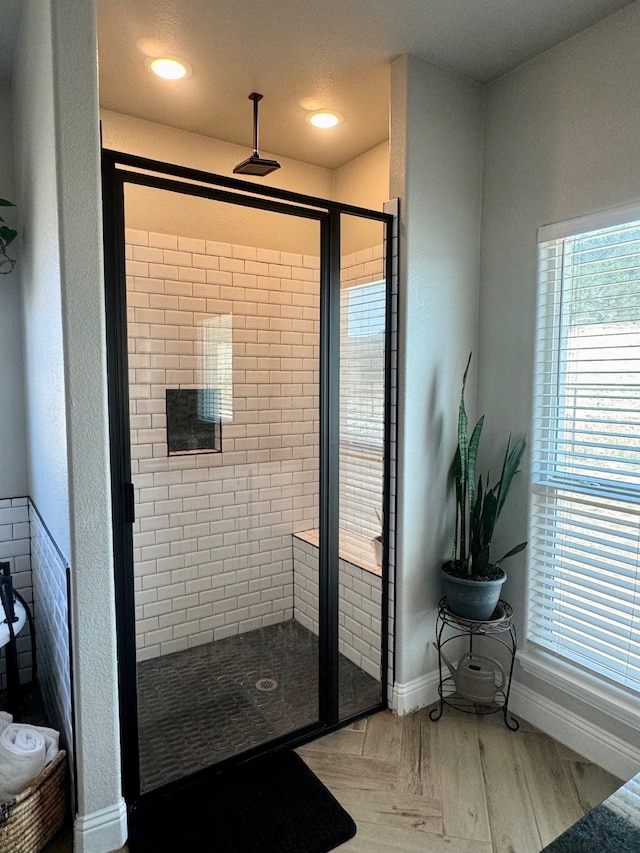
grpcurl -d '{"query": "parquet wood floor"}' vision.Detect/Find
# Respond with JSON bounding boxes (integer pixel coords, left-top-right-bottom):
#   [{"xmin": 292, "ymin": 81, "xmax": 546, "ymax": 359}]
[
  {"xmin": 47, "ymin": 704, "xmax": 621, "ymax": 852},
  {"xmin": 298, "ymin": 705, "xmax": 622, "ymax": 853}
]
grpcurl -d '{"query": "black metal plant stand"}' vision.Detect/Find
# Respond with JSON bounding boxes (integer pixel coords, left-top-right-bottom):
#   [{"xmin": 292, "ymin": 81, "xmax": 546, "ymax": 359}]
[{"xmin": 430, "ymin": 597, "xmax": 519, "ymax": 730}]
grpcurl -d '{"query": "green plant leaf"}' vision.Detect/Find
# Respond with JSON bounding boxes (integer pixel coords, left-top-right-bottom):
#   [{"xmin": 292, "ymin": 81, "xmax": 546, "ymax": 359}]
[
  {"xmin": 495, "ymin": 434, "xmax": 526, "ymax": 519},
  {"xmin": 456, "ymin": 353, "xmax": 473, "ymax": 561},
  {"xmin": 458, "ymin": 362, "xmax": 470, "ymax": 484},
  {"xmin": 453, "ymin": 445, "xmax": 462, "ymax": 561},
  {"xmin": 447, "ymin": 354, "xmax": 527, "ymax": 580},
  {"xmin": 482, "ymin": 487, "xmax": 498, "ymax": 530},
  {"xmin": 476, "ymin": 546, "xmax": 490, "ymax": 575},
  {"xmin": 480, "ymin": 488, "xmax": 498, "ymax": 556},
  {"xmin": 0, "ymin": 199, "xmax": 15, "ymax": 207},
  {"xmin": 453, "ymin": 444, "xmax": 462, "ymax": 487},
  {"xmin": 495, "ymin": 541, "xmax": 528, "ymax": 565},
  {"xmin": 467, "ymin": 415, "xmax": 484, "ymax": 508},
  {"xmin": 469, "ymin": 474, "xmax": 483, "ymax": 564},
  {"xmin": 0, "ymin": 226, "xmax": 17, "ymax": 246}
]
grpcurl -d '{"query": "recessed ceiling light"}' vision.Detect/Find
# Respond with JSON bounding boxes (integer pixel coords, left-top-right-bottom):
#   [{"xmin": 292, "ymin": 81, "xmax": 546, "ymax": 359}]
[
  {"xmin": 145, "ymin": 56, "xmax": 191, "ymax": 80},
  {"xmin": 306, "ymin": 111, "xmax": 343, "ymax": 129}
]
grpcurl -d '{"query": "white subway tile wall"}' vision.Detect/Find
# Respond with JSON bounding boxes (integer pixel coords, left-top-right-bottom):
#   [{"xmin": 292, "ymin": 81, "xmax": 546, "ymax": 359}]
[
  {"xmin": 126, "ymin": 229, "xmax": 321, "ymax": 659},
  {"xmin": 126, "ymin": 227, "xmax": 394, "ymax": 692},
  {"xmin": 29, "ymin": 503, "xmax": 72, "ymax": 757},
  {"xmin": 0, "ymin": 498, "xmax": 34, "ymax": 688}
]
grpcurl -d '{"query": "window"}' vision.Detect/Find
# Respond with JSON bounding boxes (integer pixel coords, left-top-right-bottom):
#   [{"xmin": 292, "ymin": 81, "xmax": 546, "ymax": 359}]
[
  {"xmin": 339, "ymin": 280, "xmax": 386, "ymax": 540},
  {"xmin": 200, "ymin": 314, "xmax": 233, "ymax": 423},
  {"xmin": 528, "ymin": 206, "xmax": 640, "ymax": 695}
]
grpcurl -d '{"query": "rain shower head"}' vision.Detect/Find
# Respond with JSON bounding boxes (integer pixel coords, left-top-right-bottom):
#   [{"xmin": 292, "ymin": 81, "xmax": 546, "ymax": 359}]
[
  {"xmin": 233, "ymin": 152, "xmax": 281, "ymax": 177},
  {"xmin": 233, "ymin": 93, "xmax": 281, "ymax": 177}
]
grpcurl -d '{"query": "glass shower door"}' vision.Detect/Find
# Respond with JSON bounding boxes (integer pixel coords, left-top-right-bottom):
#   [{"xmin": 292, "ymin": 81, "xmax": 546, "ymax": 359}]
[
  {"xmin": 337, "ymin": 214, "xmax": 387, "ymax": 720},
  {"xmin": 104, "ymin": 150, "xmax": 393, "ymax": 805},
  {"xmin": 122, "ymin": 183, "xmax": 323, "ymax": 792}
]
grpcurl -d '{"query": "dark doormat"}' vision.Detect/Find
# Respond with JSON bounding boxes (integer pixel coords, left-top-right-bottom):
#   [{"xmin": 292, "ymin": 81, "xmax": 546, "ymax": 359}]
[{"xmin": 128, "ymin": 749, "xmax": 357, "ymax": 853}]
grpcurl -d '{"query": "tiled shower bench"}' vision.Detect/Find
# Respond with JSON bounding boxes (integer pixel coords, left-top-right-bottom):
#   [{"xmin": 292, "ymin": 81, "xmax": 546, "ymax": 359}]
[{"xmin": 292, "ymin": 529, "xmax": 382, "ymax": 681}]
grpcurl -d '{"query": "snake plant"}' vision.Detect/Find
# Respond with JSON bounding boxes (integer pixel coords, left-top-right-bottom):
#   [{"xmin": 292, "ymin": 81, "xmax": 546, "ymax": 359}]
[
  {"xmin": 448, "ymin": 353, "xmax": 527, "ymax": 579},
  {"xmin": 0, "ymin": 199, "xmax": 17, "ymax": 274}
]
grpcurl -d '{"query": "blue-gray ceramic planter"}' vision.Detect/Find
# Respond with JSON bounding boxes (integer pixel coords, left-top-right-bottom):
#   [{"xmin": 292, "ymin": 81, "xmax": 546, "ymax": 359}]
[{"xmin": 441, "ymin": 566, "xmax": 506, "ymax": 621}]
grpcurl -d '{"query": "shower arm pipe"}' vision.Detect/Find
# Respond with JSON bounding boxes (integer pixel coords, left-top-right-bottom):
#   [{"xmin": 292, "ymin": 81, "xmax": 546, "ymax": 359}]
[{"xmin": 250, "ymin": 92, "xmax": 262, "ymax": 156}]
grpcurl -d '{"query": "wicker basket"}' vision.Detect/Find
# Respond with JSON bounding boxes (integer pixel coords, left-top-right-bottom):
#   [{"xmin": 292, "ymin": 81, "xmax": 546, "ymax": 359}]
[{"xmin": 0, "ymin": 750, "xmax": 68, "ymax": 853}]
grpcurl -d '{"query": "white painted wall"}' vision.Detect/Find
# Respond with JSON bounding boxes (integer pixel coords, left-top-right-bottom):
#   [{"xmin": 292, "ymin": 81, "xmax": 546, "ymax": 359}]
[
  {"xmin": 480, "ymin": 2, "xmax": 640, "ymax": 760},
  {"xmin": 0, "ymin": 82, "xmax": 27, "ymax": 498},
  {"xmin": 389, "ymin": 55, "xmax": 483, "ymax": 691},
  {"xmin": 11, "ymin": 7, "xmax": 69, "ymax": 553},
  {"xmin": 101, "ymin": 109, "xmax": 335, "ymax": 197},
  {"xmin": 334, "ymin": 141, "xmax": 390, "ymax": 211},
  {"xmin": 13, "ymin": 1, "xmax": 125, "ymax": 850},
  {"xmin": 101, "ymin": 111, "xmax": 390, "ymax": 259},
  {"xmin": 101, "ymin": 110, "xmax": 334, "ymax": 255},
  {"xmin": 334, "ymin": 141, "xmax": 390, "ymax": 256}
]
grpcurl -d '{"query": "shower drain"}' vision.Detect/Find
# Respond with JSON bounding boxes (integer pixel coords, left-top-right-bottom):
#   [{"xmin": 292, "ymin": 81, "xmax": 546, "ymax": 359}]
[{"xmin": 255, "ymin": 677, "xmax": 278, "ymax": 692}]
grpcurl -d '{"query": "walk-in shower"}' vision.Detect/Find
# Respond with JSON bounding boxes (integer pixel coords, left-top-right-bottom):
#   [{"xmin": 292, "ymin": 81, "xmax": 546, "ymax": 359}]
[{"xmin": 103, "ymin": 151, "xmax": 395, "ymax": 806}]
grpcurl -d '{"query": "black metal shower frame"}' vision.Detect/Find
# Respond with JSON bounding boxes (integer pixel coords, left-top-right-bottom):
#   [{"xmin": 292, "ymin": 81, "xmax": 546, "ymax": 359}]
[{"xmin": 101, "ymin": 149, "xmax": 394, "ymax": 809}]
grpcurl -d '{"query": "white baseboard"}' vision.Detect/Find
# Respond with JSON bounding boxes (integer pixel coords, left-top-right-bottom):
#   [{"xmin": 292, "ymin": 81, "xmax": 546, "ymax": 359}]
[
  {"xmin": 392, "ymin": 670, "xmax": 440, "ymax": 715},
  {"xmin": 74, "ymin": 797, "xmax": 128, "ymax": 853},
  {"xmin": 509, "ymin": 680, "xmax": 640, "ymax": 781}
]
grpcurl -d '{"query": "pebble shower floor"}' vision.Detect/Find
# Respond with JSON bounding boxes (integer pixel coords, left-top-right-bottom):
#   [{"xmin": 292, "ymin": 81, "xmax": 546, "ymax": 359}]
[{"xmin": 136, "ymin": 620, "xmax": 380, "ymax": 791}]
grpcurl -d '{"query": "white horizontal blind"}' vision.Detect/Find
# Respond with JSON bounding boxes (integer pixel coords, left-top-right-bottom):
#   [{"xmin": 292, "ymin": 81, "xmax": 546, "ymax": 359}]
[
  {"xmin": 200, "ymin": 314, "xmax": 233, "ymax": 422},
  {"xmin": 339, "ymin": 281, "xmax": 386, "ymax": 540},
  {"xmin": 529, "ymin": 216, "xmax": 640, "ymax": 694}
]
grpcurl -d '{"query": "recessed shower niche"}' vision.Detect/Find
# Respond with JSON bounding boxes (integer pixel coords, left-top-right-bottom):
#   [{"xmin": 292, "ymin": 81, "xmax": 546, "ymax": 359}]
[
  {"xmin": 103, "ymin": 151, "xmax": 394, "ymax": 805},
  {"xmin": 165, "ymin": 389, "xmax": 222, "ymax": 455}
]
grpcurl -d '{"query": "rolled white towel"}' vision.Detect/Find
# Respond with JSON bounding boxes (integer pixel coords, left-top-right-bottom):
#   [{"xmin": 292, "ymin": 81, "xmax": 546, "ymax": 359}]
[
  {"xmin": 0, "ymin": 720, "xmax": 58, "ymax": 764},
  {"xmin": 27, "ymin": 724, "xmax": 59, "ymax": 765},
  {"xmin": 0, "ymin": 725, "xmax": 46, "ymax": 795}
]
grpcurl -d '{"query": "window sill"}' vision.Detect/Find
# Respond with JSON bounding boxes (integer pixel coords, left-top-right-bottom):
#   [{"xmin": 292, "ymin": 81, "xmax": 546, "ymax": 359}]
[{"xmin": 517, "ymin": 646, "xmax": 640, "ymax": 731}]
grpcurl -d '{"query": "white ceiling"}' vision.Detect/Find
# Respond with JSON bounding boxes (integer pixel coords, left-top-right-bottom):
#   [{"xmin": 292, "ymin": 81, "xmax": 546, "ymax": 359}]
[{"xmin": 2, "ymin": 1, "xmax": 635, "ymax": 169}]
